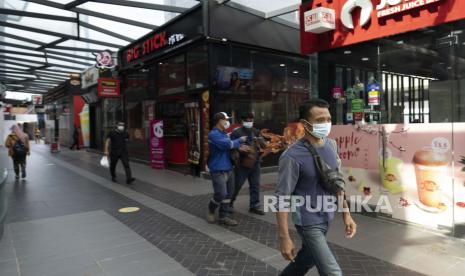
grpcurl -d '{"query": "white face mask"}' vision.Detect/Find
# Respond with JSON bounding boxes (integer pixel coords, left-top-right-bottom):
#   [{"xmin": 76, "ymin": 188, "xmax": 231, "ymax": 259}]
[
  {"xmin": 117, "ymin": 126, "xmax": 124, "ymax": 131},
  {"xmin": 243, "ymin": 122, "xmax": 253, "ymax": 129},
  {"xmin": 303, "ymin": 120, "xmax": 331, "ymax": 139},
  {"xmin": 223, "ymin": 120, "xmax": 231, "ymax": 130}
]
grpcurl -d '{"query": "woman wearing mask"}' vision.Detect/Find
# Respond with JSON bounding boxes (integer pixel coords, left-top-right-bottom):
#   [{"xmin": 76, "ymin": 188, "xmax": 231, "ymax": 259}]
[{"xmin": 5, "ymin": 124, "xmax": 30, "ymax": 179}]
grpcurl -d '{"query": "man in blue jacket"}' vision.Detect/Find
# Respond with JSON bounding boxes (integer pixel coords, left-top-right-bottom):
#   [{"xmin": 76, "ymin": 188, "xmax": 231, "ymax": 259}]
[{"xmin": 207, "ymin": 112, "xmax": 247, "ymax": 226}]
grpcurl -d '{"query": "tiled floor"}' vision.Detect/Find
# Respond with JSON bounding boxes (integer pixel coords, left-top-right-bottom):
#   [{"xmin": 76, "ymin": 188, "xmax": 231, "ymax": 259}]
[{"xmin": 0, "ymin": 144, "xmax": 464, "ymax": 275}]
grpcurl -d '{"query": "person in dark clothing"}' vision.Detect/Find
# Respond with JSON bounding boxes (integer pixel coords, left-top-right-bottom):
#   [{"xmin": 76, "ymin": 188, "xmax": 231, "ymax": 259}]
[
  {"xmin": 206, "ymin": 112, "xmax": 247, "ymax": 226},
  {"xmin": 104, "ymin": 122, "xmax": 135, "ymax": 185},
  {"xmin": 230, "ymin": 113, "xmax": 266, "ymax": 215},
  {"xmin": 69, "ymin": 126, "xmax": 81, "ymax": 150}
]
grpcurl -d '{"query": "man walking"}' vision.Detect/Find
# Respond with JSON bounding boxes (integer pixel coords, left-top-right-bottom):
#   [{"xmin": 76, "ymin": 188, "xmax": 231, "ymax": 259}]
[
  {"xmin": 276, "ymin": 99, "xmax": 357, "ymax": 276},
  {"xmin": 230, "ymin": 113, "xmax": 266, "ymax": 215},
  {"xmin": 104, "ymin": 122, "xmax": 135, "ymax": 185},
  {"xmin": 207, "ymin": 112, "xmax": 247, "ymax": 226},
  {"xmin": 69, "ymin": 126, "xmax": 81, "ymax": 150}
]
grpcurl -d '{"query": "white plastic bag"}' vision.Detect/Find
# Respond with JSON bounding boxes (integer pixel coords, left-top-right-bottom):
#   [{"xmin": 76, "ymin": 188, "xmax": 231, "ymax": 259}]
[{"xmin": 100, "ymin": 156, "xmax": 109, "ymax": 168}]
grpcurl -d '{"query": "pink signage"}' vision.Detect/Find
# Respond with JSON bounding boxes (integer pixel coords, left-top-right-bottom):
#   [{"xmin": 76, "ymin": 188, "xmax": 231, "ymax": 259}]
[
  {"xmin": 150, "ymin": 120, "xmax": 165, "ymax": 169},
  {"xmin": 329, "ymin": 123, "xmax": 465, "ymax": 229}
]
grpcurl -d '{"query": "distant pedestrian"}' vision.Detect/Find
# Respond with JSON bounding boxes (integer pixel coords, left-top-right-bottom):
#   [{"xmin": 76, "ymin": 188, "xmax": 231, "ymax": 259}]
[
  {"xmin": 69, "ymin": 126, "xmax": 81, "ymax": 150},
  {"xmin": 230, "ymin": 113, "xmax": 266, "ymax": 215},
  {"xmin": 34, "ymin": 128, "xmax": 41, "ymax": 144},
  {"xmin": 104, "ymin": 122, "xmax": 135, "ymax": 185},
  {"xmin": 5, "ymin": 124, "xmax": 30, "ymax": 180},
  {"xmin": 206, "ymin": 112, "xmax": 247, "ymax": 226}
]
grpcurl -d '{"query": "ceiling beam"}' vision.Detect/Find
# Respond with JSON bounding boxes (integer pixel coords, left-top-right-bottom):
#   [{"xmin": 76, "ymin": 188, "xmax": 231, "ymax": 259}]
[
  {"xmin": 0, "ymin": 21, "xmax": 73, "ymax": 39},
  {"xmin": 0, "ymin": 49, "xmax": 45, "ymax": 58},
  {"xmin": 0, "ymin": 56, "xmax": 43, "ymax": 66},
  {"xmin": 32, "ymin": 68, "xmax": 78, "ymax": 75},
  {"xmin": 45, "ymin": 50, "xmax": 94, "ymax": 61},
  {"xmin": 22, "ymin": 0, "xmax": 65, "ymax": 9},
  {"xmin": 79, "ymin": 21, "xmax": 133, "ymax": 42},
  {"xmin": 0, "ymin": 60, "xmax": 34, "ymax": 69},
  {"xmin": 72, "ymin": 7, "xmax": 157, "ymax": 29},
  {"xmin": 33, "ymin": 70, "xmax": 70, "ymax": 77},
  {"xmin": 0, "ymin": 31, "xmax": 46, "ymax": 46},
  {"xmin": 0, "ymin": 41, "xmax": 39, "ymax": 52},
  {"xmin": 45, "ymin": 54, "xmax": 93, "ymax": 67},
  {"xmin": 36, "ymin": 38, "xmax": 68, "ymax": 51},
  {"xmin": 49, "ymin": 46, "xmax": 107, "ymax": 53},
  {"xmin": 0, "ymin": 8, "xmax": 77, "ymax": 22},
  {"xmin": 92, "ymin": 0, "xmax": 188, "ymax": 13},
  {"xmin": 64, "ymin": 0, "xmax": 90, "ymax": 9},
  {"xmin": 78, "ymin": 38, "xmax": 123, "ymax": 49}
]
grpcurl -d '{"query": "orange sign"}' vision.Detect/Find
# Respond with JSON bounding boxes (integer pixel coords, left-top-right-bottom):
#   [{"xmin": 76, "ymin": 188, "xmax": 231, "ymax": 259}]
[{"xmin": 300, "ymin": 0, "xmax": 462, "ymax": 54}]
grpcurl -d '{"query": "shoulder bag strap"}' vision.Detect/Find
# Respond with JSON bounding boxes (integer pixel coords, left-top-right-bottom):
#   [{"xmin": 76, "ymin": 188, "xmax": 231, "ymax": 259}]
[{"xmin": 299, "ymin": 138, "xmax": 326, "ymax": 176}]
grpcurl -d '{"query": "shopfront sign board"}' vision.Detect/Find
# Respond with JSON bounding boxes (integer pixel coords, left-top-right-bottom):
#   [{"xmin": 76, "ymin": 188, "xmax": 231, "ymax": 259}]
[
  {"xmin": 81, "ymin": 67, "xmax": 99, "ymax": 89},
  {"xmin": 300, "ymin": 0, "xmax": 461, "ymax": 54},
  {"xmin": 98, "ymin": 78, "xmax": 120, "ymax": 98},
  {"xmin": 150, "ymin": 120, "xmax": 165, "ymax": 169},
  {"xmin": 304, "ymin": 7, "xmax": 336, "ymax": 34}
]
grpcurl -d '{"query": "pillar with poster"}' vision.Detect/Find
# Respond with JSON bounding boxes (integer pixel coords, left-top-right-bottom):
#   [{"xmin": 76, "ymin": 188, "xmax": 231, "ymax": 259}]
[{"xmin": 185, "ymin": 102, "xmax": 201, "ymax": 176}]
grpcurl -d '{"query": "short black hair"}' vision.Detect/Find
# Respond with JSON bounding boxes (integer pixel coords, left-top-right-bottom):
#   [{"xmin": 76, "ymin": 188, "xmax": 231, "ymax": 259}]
[
  {"xmin": 240, "ymin": 113, "xmax": 254, "ymax": 122},
  {"xmin": 299, "ymin": 99, "xmax": 330, "ymax": 120},
  {"xmin": 213, "ymin": 112, "xmax": 227, "ymax": 125}
]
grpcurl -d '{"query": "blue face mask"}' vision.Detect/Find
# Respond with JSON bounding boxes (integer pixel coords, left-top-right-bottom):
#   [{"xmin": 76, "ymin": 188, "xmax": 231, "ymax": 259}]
[{"xmin": 302, "ymin": 120, "xmax": 331, "ymax": 139}]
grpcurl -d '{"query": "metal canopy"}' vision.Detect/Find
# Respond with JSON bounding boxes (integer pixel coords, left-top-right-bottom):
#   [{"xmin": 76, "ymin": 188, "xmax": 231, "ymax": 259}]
[
  {"xmin": 0, "ymin": 0, "xmax": 200, "ymax": 95},
  {"xmin": 219, "ymin": 0, "xmax": 300, "ymax": 29}
]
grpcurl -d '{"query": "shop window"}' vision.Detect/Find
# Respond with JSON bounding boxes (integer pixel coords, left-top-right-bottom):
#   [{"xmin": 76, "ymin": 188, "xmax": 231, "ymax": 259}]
[
  {"xmin": 187, "ymin": 45, "xmax": 208, "ymax": 90},
  {"xmin": 211, "ymin": 45, "xmax": 311, "ymax": 167},
  {"xmin": 158, "ymin": 54, "xmax": 186, "ymax": 95}
]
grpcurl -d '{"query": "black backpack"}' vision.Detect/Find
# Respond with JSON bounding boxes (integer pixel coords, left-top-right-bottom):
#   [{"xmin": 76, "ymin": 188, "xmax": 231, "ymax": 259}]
[{"xmin": 13, "ymin": 138, "xmax": 27, "ymax": 158}]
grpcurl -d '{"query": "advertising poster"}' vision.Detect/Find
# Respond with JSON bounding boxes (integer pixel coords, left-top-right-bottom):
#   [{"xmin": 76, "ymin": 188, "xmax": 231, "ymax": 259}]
[
  {"xmin": 79, "ymin": 104, "xmax": 90, "ymax": 147},
  {"xmin": 332, "ymin": 87, "xmax": 343, "ymax": 99},
  {"xmin": 328, "ymin": 123, "xmax": 465, "ymax": 229},
  {"xmin": 215, "ymin": 66, "xmax": 254, "ymax": 92},
  {"xmin": 150, "ymin": 120, "xmax": 165, "ymax": 169},
  {"xmin": 367, "ymin": 82, "xmax": 380, "ymax": 106},
  {"xmin": 98, "ymin": 78, "xmax": 120, "ymax": 97},
  {"xmin": 351, "ymin": 99, "xmax": 364, "ymax": 113}
]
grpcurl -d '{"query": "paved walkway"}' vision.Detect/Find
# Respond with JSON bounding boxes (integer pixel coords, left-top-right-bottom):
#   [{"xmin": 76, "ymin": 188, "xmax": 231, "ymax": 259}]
[{"xmin": 0, "ymin": 144, "xmax": 464, "ymax": 275}]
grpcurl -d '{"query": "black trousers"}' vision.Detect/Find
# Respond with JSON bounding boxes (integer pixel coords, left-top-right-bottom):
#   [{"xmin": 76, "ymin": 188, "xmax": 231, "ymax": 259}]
[
  {"xmin": 70, "ymin": 139, "xmax": 80, "ymax": 150},
  {"xmin": 109, "ymin": 150, "xmax": 132, "ymax": 180},
  {"xmin": 12, "ymin": 155, "xmax": 26, "ymax": 176}
]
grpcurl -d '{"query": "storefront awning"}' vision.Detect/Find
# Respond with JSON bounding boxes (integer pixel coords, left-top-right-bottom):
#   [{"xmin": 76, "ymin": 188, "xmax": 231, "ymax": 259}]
[
  {"xmin": 218, "ymin": 0, "xmax": 300, "ymax": 29},
  {"xmin": 0, "ymin": 0, "xmax": 200, "ymax": 95}
]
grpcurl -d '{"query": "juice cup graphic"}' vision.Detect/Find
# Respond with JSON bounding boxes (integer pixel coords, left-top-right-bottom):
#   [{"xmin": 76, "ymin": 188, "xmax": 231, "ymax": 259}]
[
  {"xmin": 79, "ymin": 104, "xmax": 90, "ymax": 147},
  {"xmin": 413, "ymin": 148, "xmax": 449, "ymax": 209},
  {"xmin": 379, "ymin": 157, "xmax": 405, "ymax": 194}
]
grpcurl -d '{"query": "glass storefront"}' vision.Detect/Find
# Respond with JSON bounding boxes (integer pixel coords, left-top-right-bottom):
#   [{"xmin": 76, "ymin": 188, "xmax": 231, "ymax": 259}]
[
  {"xmin": 318, "ymin": 20, "xmax": 465, "ymax": 236},
  {"xmin": 211, "ymin": 44, "xmax": 311, "ymax": 166},
  {"xmin": 124, "ymin": 69, "xmax": 155, "ymax": 161}
]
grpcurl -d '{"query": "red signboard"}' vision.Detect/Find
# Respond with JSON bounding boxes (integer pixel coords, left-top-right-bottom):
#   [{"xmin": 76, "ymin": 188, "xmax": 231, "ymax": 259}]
[
  {"xmin": 300, "ymin": 0, "xmax": 464, "ymax": 54},
  {"xmin": 150, "ymin": 120, "xmax": 165, "ymax": 169},
  {"xmin": 98, "ymin": 78, "xmax": 120, "ymax": 98}
]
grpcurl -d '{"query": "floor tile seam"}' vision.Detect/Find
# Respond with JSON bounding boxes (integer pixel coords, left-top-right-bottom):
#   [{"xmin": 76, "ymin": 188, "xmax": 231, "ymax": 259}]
[
  {"xmin": 10, "ymin": 227, "xmax": 21, "ymax": 276},
  {"xmin": 39, "ymin": 149, "xmax": 285, "ymax": 272}
]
